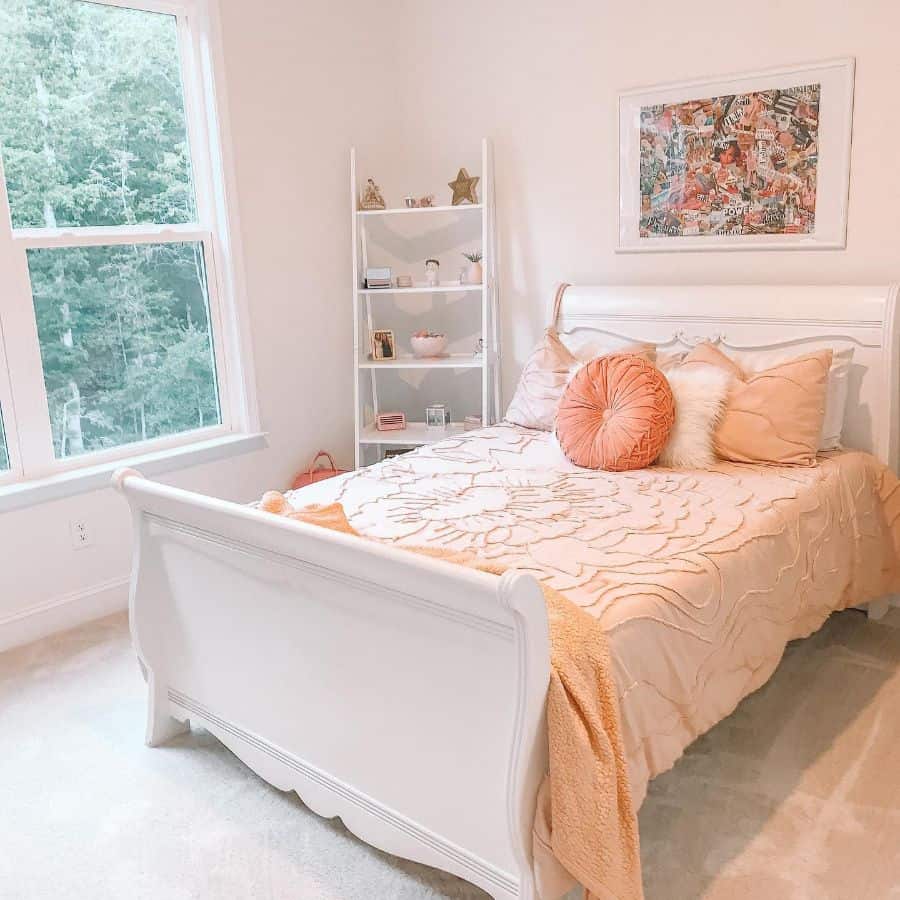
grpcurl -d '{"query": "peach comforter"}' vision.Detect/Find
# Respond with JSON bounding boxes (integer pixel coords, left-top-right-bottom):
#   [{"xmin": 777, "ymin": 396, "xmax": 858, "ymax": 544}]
[{"xmin": 287, "ymin": 424, "xmax": 900, "ymax": 897}]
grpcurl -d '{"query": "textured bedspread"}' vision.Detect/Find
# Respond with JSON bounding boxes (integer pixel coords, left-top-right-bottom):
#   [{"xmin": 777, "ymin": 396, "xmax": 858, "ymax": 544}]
[{"xmin": 289, "ymin": 424, "xmax": 900, "ymax": 893}]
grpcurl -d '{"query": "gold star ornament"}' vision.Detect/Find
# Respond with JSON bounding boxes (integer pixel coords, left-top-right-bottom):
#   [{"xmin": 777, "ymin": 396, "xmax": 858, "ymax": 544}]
[{"xmin": 448, "ymin": 168, "xmax": 480, "ymax": 206}]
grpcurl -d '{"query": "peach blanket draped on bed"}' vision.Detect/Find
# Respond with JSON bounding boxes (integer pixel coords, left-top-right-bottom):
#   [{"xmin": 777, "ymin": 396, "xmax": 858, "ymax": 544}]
[{"xmin": 258, "ymin": 493, "xmax": 644, "ymax": 900}]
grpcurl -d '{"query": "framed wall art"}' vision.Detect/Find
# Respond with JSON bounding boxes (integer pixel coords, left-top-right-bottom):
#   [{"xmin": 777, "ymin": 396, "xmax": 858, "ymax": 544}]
[{"xmin": 617, "ymin": 58, "xmax": 855, "ymax": 253}]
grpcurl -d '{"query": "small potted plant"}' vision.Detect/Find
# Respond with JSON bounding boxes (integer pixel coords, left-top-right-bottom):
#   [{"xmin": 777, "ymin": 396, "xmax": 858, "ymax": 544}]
[{"xmin": 462, "ymin": 251, "xmax": 483, "ymax": 285}]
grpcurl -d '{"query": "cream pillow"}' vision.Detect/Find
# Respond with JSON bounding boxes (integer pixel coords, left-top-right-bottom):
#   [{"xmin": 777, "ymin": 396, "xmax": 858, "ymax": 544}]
[
  {"xmin": 504, "ymin": 328, "xmax": 578, "ymax": 431},
  {"xmin": 656, "ymin": 365, "xmax": 732, "ymax": 469},
  {"xmin": 681, "ymin": 343, "xmax": 832, "ymax": 467},
  {"xmin": 505, "ymin": 330, "xmax": 656, "ymax": 431}
]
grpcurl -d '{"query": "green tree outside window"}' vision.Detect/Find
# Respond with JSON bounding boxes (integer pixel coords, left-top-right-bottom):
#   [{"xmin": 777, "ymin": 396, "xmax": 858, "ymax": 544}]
[{"xmin": 0, "ymin": 0, "xmax": 221, "ymax": 459}]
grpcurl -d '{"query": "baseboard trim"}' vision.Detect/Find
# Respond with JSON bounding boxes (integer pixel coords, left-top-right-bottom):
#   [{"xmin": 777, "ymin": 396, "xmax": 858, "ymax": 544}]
[{"xmin": 0, "ymin": 575, "xmax": 130, "ymax": 653}]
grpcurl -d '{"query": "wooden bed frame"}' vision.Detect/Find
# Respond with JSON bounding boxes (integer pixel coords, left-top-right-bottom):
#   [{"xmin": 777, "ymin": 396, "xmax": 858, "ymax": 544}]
[{"xmin": 115, "ymin": 284, "xmax": 899, "ymax": 899}]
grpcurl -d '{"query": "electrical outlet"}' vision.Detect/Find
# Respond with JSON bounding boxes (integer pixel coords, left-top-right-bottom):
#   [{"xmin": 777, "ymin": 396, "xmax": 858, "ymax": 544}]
[{"xmin": 70, "ymin": 519, "xmax": 92, "ymax": 550}]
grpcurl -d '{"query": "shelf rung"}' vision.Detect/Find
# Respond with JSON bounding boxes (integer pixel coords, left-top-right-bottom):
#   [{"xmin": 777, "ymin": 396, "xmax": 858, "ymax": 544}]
[
  {"xmin": 357, "ymin": 204, "xmax": 483, "ymax": 217},
  {"xmin": 358, "ymin": 283, "xmax": 483, "ymax": 296},
  {"xmin": 359, "ymin": 355, "xmax": 484, "ymax": 370},
  {"xmin": 359, "ymin": 422, "xmax": 469, "ymax": 445}
]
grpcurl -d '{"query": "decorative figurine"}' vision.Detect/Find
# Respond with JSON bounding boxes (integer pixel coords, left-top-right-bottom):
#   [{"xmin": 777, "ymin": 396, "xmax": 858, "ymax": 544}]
[
  {"xmin": 418, "ymin": 194, "xmax": 435, "ymax": 207},
  {"xmin": 360, "ymin": 177, "xmax": 386, "ymax": 210},
  {"xmin": 424, "ymin": 258, "xmax": 440, "ymax": 287},
  {"xmin": 448, "ymin": 168, "xmax": 479, "ymax": 205}
]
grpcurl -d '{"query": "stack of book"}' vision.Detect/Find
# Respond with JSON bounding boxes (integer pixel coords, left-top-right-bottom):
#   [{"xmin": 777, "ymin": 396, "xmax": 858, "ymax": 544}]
[{"xmin": 365, "ymin": 267, "xmax": 392, "ymax": 289}]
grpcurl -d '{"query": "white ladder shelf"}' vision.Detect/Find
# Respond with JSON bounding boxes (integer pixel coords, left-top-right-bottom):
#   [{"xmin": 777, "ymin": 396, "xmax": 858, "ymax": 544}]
[{"xmin": 349, "ymin": 138, "xmax": 499, "ymax": 468}]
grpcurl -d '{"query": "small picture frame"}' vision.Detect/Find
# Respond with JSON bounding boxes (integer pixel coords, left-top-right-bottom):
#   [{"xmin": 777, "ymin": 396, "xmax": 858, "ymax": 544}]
[
  {"xmin": 425, "ymin": 404, "xmax": 450, "ymax": 430},
  {"xmin": 371, "ymin": 329, "xmax": 396, "ymax": 360}
]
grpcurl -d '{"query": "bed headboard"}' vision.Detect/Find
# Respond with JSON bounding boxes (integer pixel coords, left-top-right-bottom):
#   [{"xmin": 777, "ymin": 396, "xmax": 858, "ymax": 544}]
[{"xmin": 555, "ymin": 284, "xmax": 900, "ymax": 470}]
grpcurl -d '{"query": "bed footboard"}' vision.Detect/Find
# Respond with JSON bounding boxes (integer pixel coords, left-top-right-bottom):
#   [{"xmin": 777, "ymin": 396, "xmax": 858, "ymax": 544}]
[{"xmin": 114, "ymin": 468, "xmax": 551, "ymax": 900}]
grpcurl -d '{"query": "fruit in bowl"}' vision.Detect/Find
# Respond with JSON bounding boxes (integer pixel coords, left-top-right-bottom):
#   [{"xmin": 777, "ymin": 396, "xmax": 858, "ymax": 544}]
[{"xmin": 410, "ymin": 330, "xmax": 448, "ymax": 358}]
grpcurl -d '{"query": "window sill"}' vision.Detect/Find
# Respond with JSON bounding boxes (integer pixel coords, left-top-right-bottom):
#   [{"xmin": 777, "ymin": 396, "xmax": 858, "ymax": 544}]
[{"xmin": 0, "ymin": 432, "xmax": 268, "ymax": 514}]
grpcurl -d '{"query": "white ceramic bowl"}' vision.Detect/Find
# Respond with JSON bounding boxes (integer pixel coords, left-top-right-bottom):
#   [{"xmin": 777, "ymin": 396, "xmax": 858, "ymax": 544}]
[{"xmin": 410, "ymin": 334, "xmax": 448, "ymax": 358}]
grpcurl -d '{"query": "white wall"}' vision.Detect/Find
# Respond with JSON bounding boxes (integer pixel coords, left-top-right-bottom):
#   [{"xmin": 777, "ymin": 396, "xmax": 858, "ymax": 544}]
[
  {"xmin": 0, "ymin": 0, "xmax": 398, "ymax": 649},
  {"xmin": 393, "ymin": 0, "xmax": 900, "ymax": 400}
]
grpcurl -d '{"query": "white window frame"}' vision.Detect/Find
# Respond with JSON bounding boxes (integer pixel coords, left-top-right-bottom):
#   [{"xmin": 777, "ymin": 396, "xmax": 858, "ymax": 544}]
[{"xmin": 0, "ymin": 0, "xmax": 261, "ymax": 503}]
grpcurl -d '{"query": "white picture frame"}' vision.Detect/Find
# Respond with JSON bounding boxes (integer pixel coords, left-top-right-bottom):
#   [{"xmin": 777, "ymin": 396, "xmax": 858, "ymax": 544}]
[
  {"xmin": 617, "ymin": 58, "xmax": 855, "ymax": 253},
  {"xmin": 425, "ymin": 404, "xmax": 449, "ymax": 430}
]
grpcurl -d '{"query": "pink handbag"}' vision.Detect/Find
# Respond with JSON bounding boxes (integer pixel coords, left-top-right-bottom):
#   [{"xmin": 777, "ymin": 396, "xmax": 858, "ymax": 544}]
[{"xmin": 290, "ymin": 450, "xmax": 347, "ymax": 491}]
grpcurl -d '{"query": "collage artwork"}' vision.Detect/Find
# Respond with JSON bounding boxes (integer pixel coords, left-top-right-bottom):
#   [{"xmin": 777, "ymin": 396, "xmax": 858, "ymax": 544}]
[{"xmin": 639, "ymin": 83, "xmax": 821, "ymax": 239}]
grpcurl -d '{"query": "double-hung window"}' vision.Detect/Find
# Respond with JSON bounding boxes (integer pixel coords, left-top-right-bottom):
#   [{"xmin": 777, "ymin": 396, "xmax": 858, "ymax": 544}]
[{"xmin": 0, "ymin": 0, "xmax": 257, "ymax": 500}]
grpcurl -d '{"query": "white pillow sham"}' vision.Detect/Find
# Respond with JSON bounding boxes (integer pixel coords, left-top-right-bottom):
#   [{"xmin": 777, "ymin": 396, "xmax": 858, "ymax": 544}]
[{"xmin": 818, "ymin": 348, "xmax": 853, "ymax": 451}]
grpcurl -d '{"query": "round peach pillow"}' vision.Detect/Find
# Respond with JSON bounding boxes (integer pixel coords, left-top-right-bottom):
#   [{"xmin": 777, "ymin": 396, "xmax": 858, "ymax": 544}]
[{"xmin": 556, "ymin": 354, "xmax": 675, "ymax": 471}]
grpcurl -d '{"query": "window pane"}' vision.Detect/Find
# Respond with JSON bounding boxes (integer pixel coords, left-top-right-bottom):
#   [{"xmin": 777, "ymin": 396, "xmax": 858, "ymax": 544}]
[
  {"xmin": 27, "ymin": 242, "xmax": 221, "ymax": 459},
  {"xmin": 0, "ymin": 0, "xmax": 196, "ymax": 229},
  {"xmin": 0, "ymin": 409, "xmax": 9, "ymax": 471}
]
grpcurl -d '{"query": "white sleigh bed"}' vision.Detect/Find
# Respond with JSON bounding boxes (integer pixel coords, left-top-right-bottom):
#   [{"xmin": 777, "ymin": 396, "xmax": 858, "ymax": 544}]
[{"xmin": 115, "ymin": 284, "xmax": 900, "ymax": 899}]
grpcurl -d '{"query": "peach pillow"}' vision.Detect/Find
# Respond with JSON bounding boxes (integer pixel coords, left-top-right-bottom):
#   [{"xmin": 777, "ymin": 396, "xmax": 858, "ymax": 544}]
[
  {"xmin": 556, "ymin": 354, "xmax": 675, "ymax": 471},
  {"xmin": 681, "ymin": 343, "xmax": 832, "ymax": 466},
  {"xmin": 505, "ymin": 329, "xmax": 657, "ymax": 431}
]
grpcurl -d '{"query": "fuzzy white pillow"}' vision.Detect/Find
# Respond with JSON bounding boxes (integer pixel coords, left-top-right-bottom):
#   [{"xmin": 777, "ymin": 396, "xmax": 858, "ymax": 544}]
[{"xmin": 657, "ymin": 365, "xmax": 732, "ymax": 469}]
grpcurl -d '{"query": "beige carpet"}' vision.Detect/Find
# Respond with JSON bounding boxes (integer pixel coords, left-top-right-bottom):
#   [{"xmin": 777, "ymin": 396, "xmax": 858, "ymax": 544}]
[{"xmin": 1, "ymin": 608, "xmax": 899, "ymax": 899}]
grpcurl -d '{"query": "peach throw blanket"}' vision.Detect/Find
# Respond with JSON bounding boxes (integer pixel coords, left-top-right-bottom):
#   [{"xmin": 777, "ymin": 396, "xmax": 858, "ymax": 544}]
[{"xmin": 259, "ymin": 492, "xmax": 643, "ymax": 900}]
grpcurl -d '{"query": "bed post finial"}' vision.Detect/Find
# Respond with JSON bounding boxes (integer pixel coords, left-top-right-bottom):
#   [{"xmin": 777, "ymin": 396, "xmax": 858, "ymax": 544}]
[
  {"xmin": 112, "ymin": 467, "xmax": 144, "ymax": 492},
  {"xmin": 551, "ymin": 283, "xmax": 572, "ymax": 326}
]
